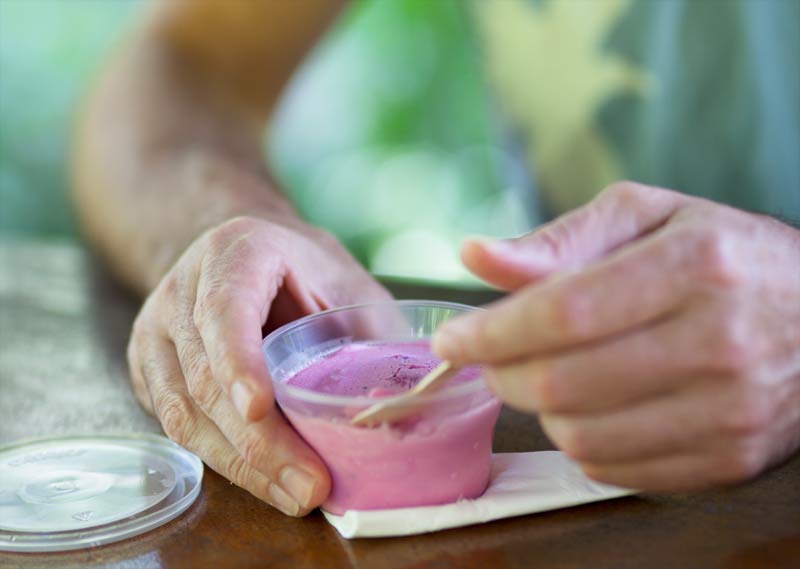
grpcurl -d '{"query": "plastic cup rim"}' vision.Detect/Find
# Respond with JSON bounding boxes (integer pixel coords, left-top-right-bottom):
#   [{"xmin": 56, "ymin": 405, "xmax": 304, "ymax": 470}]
[{"xmin": 262, "ymin": 299, "xmax": 489, "ymax": 407}]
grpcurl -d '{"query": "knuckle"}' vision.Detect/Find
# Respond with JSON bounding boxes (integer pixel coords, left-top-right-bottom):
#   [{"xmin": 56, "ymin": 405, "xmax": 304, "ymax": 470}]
[
  {"xmin": 532, "ymin": 219, "xmax": 573, "ymax": 260},
  {"xmin": 159, "ymin": 271, "xmax": 181, "ymax": 299},
  {"xmin": 193, "ymin": 287, "xmax": 229, "ymax": 330},
  {"xmin": 719, "ymin": 389, "xmax": 771, "ymax": 437},
  {"xmin": 158, "ymin": 393, "xmax": 196, "ymax": 447},
  {"xmin": 210, "ymin": 216, "xmax": 259, "ymax": 244},
  {"xmin": 557, "ymin": 423, "xmax": 594, "ymax": 462},
  {"xmin": 532, "ymin": 363, "xmax": 567, "ymax": 412},
  {"xmin": 168, "ymin": 313, "xmax": 196, "ymax": 345},
  {"xmin": 130, "ymin": 310, "xmax": 150, "ymax": 341},
  {"xmin": 194, "ymin": 218, "xmax": 275, "ymax": 332},
  {"xmin": 241, "ymin": 435, "xmax": 271, "ymax": 470},
  {"xmin": 706, "ymin": 316, "xmax": 757, "ymax": 374},
  {"xmin": 550, "ymin": 289, "xmax": 592, "ymax": 339},
  {"xmin": 691, "ymin": 228, "xmax": 742, "ymax": 289},
  {"xmin": 602, "ymin": 180, "xmax": 647, "ymax": 206},
  {"xmin": 176, "ymin": 342, "xmax": 213, "ymax": 392},
  {"xmin": 465, "ymin": 312, "xmax": 496, "ymax": 355},
  {"xmin": 186, "ymin": 372, "xmax": 221, "ymax": 412},
  {"xmin": 201, "ymin": 217, "xmax": 263, "ymax": 269},
  {"xmin": 715, "ymin": 442, "xmax": 764, "ymax": 483},
  {"xmin": 192, "ymin": 266, "xmax": 249, "ymax": 332},
  {"xmin": 227, "ymin": 455, "xmax": 254, "ymax": 489}
]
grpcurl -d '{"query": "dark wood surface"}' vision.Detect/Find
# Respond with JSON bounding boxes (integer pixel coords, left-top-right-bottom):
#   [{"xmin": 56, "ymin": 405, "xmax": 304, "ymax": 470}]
[{"xmin": 1, "ymin": 239, "xmax": 799, "ymax": 569}]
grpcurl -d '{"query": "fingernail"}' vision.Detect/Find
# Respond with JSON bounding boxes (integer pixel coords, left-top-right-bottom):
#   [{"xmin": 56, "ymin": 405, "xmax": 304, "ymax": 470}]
[
  {"xmin": 280, "ymin": 465, "xmax": 317, "ymax": 509},
  {"xmin": 432, "ymin": 318, "xmax": 470, "ymax": 361},
  {"xmin": 268, "ymin": 482, "xmax": 301, "ymax": 516},
  {"xmin": 471, "ymin": 234, "xmax": 557, "ymax": 262},
  {"xmin": 231, "ymin": 381, "xmax": 253, "ymax": 421},
  {"xmin": 466, "ymin": 236, "xmax": 516, "ymax": 256},
  {"xmin": 431, "ymin": 329, "xmax": 455, "ymax": 360}
]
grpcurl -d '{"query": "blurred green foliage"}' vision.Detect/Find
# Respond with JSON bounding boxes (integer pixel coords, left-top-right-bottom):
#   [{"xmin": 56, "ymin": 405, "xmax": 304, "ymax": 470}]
[
  {"xmin": 0, "ymin": 0, "xmax": 529, "ymax": 284},
  {"xmin": 270, "ymin": 0, "xmax": 531, "ymax": 283}
]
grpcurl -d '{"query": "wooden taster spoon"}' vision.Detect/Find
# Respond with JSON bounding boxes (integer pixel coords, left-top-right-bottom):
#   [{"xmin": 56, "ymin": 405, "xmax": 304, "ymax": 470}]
[{"xmin": 350, "ymin": 361, "xmax": 461, "ymax": 427}]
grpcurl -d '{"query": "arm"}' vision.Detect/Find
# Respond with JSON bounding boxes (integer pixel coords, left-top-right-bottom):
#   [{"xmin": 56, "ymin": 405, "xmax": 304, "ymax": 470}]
[
  {"xmin": 71, "ymin": 0, "xmax": 392, "ymax": 517},
  {"xmin": 73, "ymin": 0, "xmax": 346, "ymax": 294}
]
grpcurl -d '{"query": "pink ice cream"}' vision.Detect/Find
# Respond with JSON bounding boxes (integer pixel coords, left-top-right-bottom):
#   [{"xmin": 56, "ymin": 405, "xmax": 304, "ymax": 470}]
[{"xmin": 281, "ymin": 341, "xmax": 502, "ymax": 514}]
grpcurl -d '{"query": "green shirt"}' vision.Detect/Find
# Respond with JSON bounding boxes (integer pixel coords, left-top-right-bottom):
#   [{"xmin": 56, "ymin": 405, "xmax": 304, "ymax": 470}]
[{"xmin": 471, "ymin": 0, "xmax": 800, "ymax": 221}]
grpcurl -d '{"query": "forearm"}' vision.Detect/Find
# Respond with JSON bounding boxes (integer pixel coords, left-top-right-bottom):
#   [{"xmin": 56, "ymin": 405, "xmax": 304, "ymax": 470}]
[{"xmin": 72, "ymin": 31, "xmax": 301, "ymax": 295}]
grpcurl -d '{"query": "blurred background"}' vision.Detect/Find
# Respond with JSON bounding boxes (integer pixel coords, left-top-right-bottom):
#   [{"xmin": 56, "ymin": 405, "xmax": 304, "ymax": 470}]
[{"xmin": 0, "ymin": 0, "xmax": 534, "ymax": 287}]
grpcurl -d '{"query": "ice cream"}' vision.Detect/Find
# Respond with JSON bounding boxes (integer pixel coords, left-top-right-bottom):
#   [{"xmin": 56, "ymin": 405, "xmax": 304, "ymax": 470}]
[
  {"xmin": 281, "ymin": 341, "xmax": 502, "ymax": 514},
  {"xmin": 286, "ymin": 341, "xmax": 479, "ymax": 396}
]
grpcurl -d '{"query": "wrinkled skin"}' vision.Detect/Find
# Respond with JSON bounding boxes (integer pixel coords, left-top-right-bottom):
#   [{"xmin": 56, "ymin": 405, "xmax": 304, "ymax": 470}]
[
  {"xmin": 127, "ymin": 216, "xmax": 391, "ymax": 515},
  {"xmin": 434, "ymin": 182, "xmax": 800, "ymax": 491}
]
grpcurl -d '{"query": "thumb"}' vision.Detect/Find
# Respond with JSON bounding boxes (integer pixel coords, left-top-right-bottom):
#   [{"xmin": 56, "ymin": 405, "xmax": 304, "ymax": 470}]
[
  {"xmin": 460, "ymin": 236, "xmax": 560, "ymax": 291},
  {"xmin": 462, "ymin": 183, "xmax": 689, "ymax": 291}
]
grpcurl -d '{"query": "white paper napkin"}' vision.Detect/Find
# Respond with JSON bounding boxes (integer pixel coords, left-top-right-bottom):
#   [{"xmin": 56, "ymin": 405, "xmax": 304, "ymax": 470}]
[{"xmin": 323, "ymin": 451, "xmax": 634, "ymax": 538}]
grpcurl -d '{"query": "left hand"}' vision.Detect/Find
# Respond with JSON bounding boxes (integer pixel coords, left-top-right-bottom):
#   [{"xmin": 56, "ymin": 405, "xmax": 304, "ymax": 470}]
[{"xmin": 433, "ymin": 182, "xmax": 800, "ymax": 491}]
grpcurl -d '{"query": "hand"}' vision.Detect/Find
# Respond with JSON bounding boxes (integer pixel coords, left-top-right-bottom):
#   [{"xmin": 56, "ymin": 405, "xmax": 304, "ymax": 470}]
[
  {"xmin": 433, "ymin": 182, "xmax": 800, "ymax": 491},
  {"xmin": 127, "ymin": 216, "xmax": 391, "ymax": 515}
]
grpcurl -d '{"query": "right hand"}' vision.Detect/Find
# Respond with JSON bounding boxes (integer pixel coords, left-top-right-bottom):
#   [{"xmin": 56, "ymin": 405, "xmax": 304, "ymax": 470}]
[{"xmin": 127, "ymin": 216, "xmax": 392, "ymax": 515}]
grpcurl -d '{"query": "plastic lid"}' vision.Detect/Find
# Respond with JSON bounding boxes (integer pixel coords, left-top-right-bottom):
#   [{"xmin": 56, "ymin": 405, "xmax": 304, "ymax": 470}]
[{"xmin": 0, "ymin": 434, "xmax": 203, "ymax": 552}]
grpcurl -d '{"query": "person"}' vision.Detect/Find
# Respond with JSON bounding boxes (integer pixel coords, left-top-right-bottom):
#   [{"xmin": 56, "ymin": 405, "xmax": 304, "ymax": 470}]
[{"xmin": 72, "ymin": 0, "xmax": 800, "ymax": 517}]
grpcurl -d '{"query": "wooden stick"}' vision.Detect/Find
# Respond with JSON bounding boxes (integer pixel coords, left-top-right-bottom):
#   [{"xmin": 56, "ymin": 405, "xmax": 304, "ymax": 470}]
[{"xmin": 350, "ymin": 361, "xmax": 460, "ymax": 427}]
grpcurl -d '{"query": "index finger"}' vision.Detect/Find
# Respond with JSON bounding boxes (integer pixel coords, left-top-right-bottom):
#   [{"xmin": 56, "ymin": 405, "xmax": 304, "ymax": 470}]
[
  {"xmin": 192, "ymin": 244, "xmax": 287, "ymax": 422},
  {"xmin": 433, "ymin": 228, "xmax": 694, "ymax": 365}
]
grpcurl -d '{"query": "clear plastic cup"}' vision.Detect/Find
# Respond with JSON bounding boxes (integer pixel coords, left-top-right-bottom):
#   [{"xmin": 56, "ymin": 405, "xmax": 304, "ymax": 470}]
[{"xmin": 262, "ymin": 300, "xmax": 502, "ymax": 514}]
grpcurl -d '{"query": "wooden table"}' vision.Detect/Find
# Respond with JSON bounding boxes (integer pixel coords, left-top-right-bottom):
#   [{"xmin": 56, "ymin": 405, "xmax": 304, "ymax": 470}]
[{"xmin": 1, "ymin": 240, "xmax": 798, "ymax": 569}]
